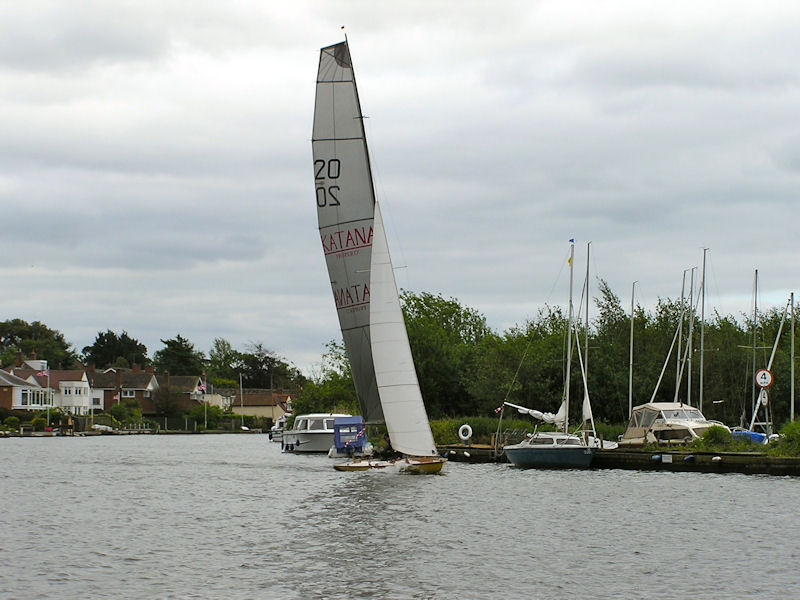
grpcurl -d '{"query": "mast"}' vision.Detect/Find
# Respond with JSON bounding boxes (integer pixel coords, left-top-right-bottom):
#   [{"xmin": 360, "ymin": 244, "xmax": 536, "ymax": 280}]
[
  {"xmin": 699, "ymin": 248, "xmax": 707, "ymax": 412},
  {"xmin": 751, "ymin": 269, "xmax": 758, "ymax": 424},
  {"xmin": 629, "ymin": 281, "xmax": 637, "ymax": 418},
  {"xmin": 687, "ymin": 267, "xmax": 696, "ymax": 406},
  {"xmin": 565, "ymin": 239, "xmax": 575, "ymax": 434},
  {"xmin": 585, "ymin": 242, "xmax": 590, "ymax": 377},
  {"xmin": 675, "ymin": 269, "xmax": 688, "ymax": 401},
  {"xmin": 789, "ymin": 292, "xmax": 794, "ymax": 423}
]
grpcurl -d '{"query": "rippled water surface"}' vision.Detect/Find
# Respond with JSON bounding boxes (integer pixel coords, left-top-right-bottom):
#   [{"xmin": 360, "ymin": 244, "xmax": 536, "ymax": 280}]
[{"xmin": 2, "ymin": 435, "xmax": 799, "ymax": 599}]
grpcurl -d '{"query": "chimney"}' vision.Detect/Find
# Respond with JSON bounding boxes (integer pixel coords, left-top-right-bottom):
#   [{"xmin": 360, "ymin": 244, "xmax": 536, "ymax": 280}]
[
  {"xmin": 87, "ymin": 363, "xmax": 95, "ymax": 372},
  {"xmin": 15, "ymin": 352, "xmax": 23, "ymax": 367},
  {"xmin": 133, "ymin": 363, "xmax": 141, "ymax": 373},
  {"xmin": 145, "ymin": 365, "xmax": 154, "ymax": 373}
]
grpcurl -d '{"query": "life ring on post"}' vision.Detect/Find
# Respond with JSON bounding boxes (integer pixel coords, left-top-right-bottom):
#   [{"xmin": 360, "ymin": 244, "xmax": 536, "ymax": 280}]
[{"xmin": 458, "ymin": 424, "xmax": 473, "ymax": 442}]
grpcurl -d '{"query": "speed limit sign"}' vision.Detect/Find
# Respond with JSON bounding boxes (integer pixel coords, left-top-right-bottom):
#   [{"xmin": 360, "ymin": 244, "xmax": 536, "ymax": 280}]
[{"xmin": 755, "ymin": 368, "xmax": 774, "ymax": 389}]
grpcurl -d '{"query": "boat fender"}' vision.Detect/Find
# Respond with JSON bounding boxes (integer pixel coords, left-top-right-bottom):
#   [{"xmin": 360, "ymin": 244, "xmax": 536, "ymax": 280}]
[
  {"xmin": 683, "ymin": 455, "xmax": 696, "ymax": 463},
  {"xmin": 458, "ymin": 424, "xmax": 473, "ymax": 442},
  {"xmin": 711, "ymin": 455, "xmax": 722, "ymax": 462},
  {"xmin": 651, "ymin": 454, "xmax": 661, "ymax": 462}
]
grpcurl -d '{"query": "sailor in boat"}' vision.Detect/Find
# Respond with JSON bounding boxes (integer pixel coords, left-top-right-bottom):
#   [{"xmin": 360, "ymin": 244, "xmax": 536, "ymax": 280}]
[{"xmin": 375, "ymin": 434, "xmax": 402, "ymax": 460}]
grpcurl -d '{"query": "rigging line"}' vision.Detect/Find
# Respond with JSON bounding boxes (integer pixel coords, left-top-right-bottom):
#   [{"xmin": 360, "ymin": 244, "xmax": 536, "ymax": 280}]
[{"xmin": 363, "ymin": 116, "xmax": 413, "ymax": 292}]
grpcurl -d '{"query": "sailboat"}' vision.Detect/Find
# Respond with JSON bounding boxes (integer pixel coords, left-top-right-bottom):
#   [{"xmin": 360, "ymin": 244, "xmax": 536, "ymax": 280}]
[
  {"xmin": 312, "ymin": 39, "xmax": 445, "ymax": 474},
  {"xmin": 500, "ymin": 240, "xmax": 597, "ymax": 468}
]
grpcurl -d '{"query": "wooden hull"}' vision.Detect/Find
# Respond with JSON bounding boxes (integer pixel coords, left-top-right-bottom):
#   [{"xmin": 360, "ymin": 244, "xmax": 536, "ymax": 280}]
[{"xmin": 333, "ymin": 456, "xmax": 446, "ymax": 474}]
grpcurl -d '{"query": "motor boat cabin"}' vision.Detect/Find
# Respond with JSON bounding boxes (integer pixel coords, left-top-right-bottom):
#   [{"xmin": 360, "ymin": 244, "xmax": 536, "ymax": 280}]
[
  {"xmin": 618, "ymin": 402, "xmax": 730, "ymax": 446},
  {"xmin": 281, "ymin": 412, "xmax": 351, "ymax": 453}
]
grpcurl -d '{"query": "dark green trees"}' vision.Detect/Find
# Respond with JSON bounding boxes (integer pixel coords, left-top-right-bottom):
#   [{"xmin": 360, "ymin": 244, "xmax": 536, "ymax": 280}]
[{"xmin": 82, "ymin": 330, "xmax": 149, "ymax": 369}]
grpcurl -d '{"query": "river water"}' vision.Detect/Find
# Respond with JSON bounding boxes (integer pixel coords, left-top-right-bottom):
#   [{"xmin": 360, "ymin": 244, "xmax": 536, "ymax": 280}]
[{"xmin": 1, "ymin": 434, "xmax": 798, "ymax": 599}]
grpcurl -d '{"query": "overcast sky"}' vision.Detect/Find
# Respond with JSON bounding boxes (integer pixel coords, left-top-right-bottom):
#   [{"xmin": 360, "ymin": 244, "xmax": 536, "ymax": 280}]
[{"xmin": 2, "ymin": 1, "xmax": 799, "ymax": 375}]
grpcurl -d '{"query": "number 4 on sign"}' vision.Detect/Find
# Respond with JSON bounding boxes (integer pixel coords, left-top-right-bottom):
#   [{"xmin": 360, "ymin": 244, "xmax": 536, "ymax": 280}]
[{"xmin": 755, "ymin": 368, "xmax": 773, "ymax": 389}]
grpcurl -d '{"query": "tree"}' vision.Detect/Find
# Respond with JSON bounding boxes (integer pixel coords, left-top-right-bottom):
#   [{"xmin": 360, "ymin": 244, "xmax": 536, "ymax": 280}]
[
  {"xmin": 151, "ymin": 386, "xmax": 183, "ymax": 417},
  {"xmin": 401, "ymin": 291, "xmax": 492, "ymax": 418},
  {"xmin": 153, "ymin": 335, "xmax": 206, "ymax": 376},
  {"xmin": 294, "ymin": 340, "xmax": 358, "ymax": 416},
  {"xmin": 239, "ymin": 342, "xmax": 305, "ymax": 389},
  {"xmin": 0, "ymin": 318, "xmax": 79, "ymax": 369},
  {"xmin": 82, "ymin": 330, "xmax": 149, "ymax": 369},
  {"xmin": 207, "ymin": 338, "xmax": 242, "ymax": 386}
]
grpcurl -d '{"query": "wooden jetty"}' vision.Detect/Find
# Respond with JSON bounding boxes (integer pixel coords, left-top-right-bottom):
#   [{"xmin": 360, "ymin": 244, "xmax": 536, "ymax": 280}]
[{"xmin": 438, "ymin": 444, "xmax": 800, "ymax": 475}]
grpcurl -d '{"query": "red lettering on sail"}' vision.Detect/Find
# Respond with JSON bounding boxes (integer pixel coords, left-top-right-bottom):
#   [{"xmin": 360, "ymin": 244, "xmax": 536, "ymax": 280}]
[
  {"xmin": 332, "ymin": 283, "xmax": 370, "ymax": 310},
  {"xmin": 321, "ymin": 225, "xmax": 373, "ymax": 256}
]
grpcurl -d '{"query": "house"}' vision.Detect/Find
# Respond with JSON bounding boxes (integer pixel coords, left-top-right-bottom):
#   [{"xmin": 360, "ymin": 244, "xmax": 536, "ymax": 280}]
[
  {"xmin": 9, "ymin": 368, "xmax": 92, "ymax": 415},
  {"xmin": 219, "ymin": 388, "xmax": 292, "ymax": 422},
  {"xmin": 85, "ymin": 365, "xmax": 159, "ymax": 413},
  {"xmin": 154, "ymin": 374, "xmax": 205, "ymax": 414},
  {"xmin": 0, "ymin": 368, "xmax": 49, "ymax": 411}
]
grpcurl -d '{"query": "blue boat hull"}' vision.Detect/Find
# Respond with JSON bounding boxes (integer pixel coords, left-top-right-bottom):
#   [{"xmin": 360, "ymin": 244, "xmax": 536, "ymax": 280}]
[{"xmin": 505, "ymin": 446, "xmax": 596, "ymax": 469}]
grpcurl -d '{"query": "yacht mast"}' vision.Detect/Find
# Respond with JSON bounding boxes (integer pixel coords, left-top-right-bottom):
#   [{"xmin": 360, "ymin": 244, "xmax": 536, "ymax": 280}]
[
  {"xmin": 565, "ymin": 239, "xmax": 575, "ymax": 434},
  {"xmin": 699, "ymin": 248, "xmax": 707, "ymax": 412},
  {"xmin": 629, "ymin": 281, "xmax": 637, "ymax": 418}
]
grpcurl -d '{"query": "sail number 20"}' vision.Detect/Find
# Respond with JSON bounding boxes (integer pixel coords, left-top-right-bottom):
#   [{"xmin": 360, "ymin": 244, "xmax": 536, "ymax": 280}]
[{"xmin": 315, "ymin": 159, "xmax": 341, "ymax": 207}]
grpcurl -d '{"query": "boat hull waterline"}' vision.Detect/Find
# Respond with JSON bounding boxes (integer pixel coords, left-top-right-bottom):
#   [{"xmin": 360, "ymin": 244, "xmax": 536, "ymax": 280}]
[
  {"xmin": 333, "ymin": 456, "xmax": 446, "ymax": 474},
  {"xmin": 504, "ymin": 445, "xmax": 596, "ymax": 469}
]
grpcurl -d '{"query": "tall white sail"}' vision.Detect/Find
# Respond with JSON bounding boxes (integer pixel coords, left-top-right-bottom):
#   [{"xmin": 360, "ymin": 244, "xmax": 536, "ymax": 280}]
[
  {"xmin": 369, "ymin": 203, "xmax": 438, "ymax": 457},
  {"xmin": 312, "ymin": 41, "xmax": 382, "ymax": 423}
]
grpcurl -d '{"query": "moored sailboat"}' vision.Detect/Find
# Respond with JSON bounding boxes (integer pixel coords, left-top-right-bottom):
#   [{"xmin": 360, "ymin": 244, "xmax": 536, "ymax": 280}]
[
  {"xmin": 500, "ymin": 240, "xmax": 597, "ymax": 468},
  {"xmin": 312, "ymin": 40, "xmax": 445, "ymax": 474}
]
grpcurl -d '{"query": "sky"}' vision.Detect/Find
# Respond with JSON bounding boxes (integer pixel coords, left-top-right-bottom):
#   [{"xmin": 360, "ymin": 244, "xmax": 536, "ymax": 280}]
[{"xmin": 2, "ymin": 1, "xmax": 799, "ymax": 376}]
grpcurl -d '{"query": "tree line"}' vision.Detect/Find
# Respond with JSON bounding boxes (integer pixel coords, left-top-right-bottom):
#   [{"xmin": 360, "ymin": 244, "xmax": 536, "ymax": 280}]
[
  {"xmin": 0, "ymin": 321, "xmax": 305, "ymax": 391},
  {"xmin": 4, "ymin": 280, "xmax": 797, "ymax": 429},
  {"xmin": 296, "ymin": 286, "xmax": 798, "ymax": 428}
]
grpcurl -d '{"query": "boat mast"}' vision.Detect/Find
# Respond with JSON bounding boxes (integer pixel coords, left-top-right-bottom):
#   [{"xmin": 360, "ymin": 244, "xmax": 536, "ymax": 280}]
[
  {"xmin": 789, "ymin": 292, "xmax": 794, "ymax": 423},
  {"xmin": 699, "ymin": 248, "xmax": 707, "ymax": 412},
  {"xmin": 565, "ymin": 239, "xmax": 575, "ymax": 434},
  {"xmin": 751, "ymin": 269, "xmax": 758, "ymax": 425},
  {"xmin": 629, "ymin": 281, "xmax": 637, "ymax": 418},
  {"xmin": 585, "ymin": 242, "xmax": 590, "ymax": 378},
  {"xmin": 687, "ymin": 267, "xmax": 696, "ymax": 406},
  {"xmin": 675, "ymin": 269, "xmax": 688, "ymax": 402}
]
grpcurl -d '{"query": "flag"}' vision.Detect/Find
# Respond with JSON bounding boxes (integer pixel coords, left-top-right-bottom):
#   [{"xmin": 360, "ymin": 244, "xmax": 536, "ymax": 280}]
[
  {"xmin": 494, "ymin": 405, "xmax": 503, "ymax": 413},
  {"xmin": 37, "ymin": 370, "xmax": 48, "ymax": 376},
  {"xmin": 198, "ymin": 383, "xmax": 206, "ymax": 392},
  {"xmin": 113, "ymin": 394, "xmax": 119, "ymax": 401}
]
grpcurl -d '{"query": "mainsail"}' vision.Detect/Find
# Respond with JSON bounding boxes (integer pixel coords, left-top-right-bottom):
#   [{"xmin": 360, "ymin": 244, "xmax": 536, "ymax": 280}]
[{"xmin": 312, "ymin": 41, "xmax": 382, "ymax": 423}]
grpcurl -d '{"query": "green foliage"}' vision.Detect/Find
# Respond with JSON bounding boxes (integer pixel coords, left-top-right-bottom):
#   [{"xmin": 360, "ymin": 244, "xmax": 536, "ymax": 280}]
[
  {"xmin": 82, "ymin": 330, "xmax": 149, "ymax": 369},
  {"xmin": 30, "ymin": 416, "xmax": 46, "ymax": 431},
  {"xmin": 0, "ymin": 318, "xmax": 79, "ymax": 369},
  {"xmin": 185, "ymin": 403, "xmax": 225, "ymax": 429},
  {"xmin": 240, "ymin": 342, "xmax": 305, "ymax": 389},
  {"xmin": 109, "ymin": 399, "xmax": 142, "ymax": 423},
  {"xmin": 295, "ymin": 341, "xmax": 358, "ymax": 416},
  {"xmin": 153, "ymin": 335, "xmax": 206, "ymax": 376},
  {"xmin": 151, "ymin": 386, "xmax": 184, "ymax": 417},
  {"xmin": 109, "ymin": 402, "xmax": 128, "ymax": 422},
  {"xmin": 4, "ymin": 416, "xmax": 20, "ymax": 429},
  {"xmin": 768, "ymin": 421, "xmax": 800, "ymax": 457},
  {"xmin": 401, "ymin": 291, "xmax": 491, "ymax": 418},
  {"xmin": 207, "ymin": 338, "xmax": 241, "ymax": 382}
]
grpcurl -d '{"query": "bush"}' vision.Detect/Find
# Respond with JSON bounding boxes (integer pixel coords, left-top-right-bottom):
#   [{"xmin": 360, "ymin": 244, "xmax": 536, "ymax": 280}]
[
  {"xmin": 4, "ymin": 416, "xmax": 20, "ymax": 429},
  {"xmin": 30, "ymin": 416, "xmax": 47, "ymax": 431},
  {"xmin": 703, "ymin": 425, "xmax": 732, "ymax": 445}
]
